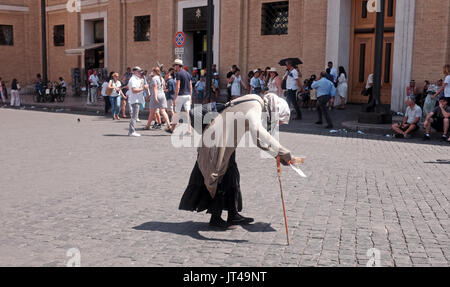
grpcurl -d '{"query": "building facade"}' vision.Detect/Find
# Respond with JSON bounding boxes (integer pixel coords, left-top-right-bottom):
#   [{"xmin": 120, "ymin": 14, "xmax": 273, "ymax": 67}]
[{"xmin": 0, "ymin": 0, "xmax": 449, "ymax": 111}]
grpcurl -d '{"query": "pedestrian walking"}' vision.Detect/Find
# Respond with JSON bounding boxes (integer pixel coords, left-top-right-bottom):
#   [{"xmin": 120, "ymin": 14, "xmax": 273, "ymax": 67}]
[
  {"xmin": 10, "ymin": 79, "xmax": 21, "ymax": 107},
  {"xmin": 284, "ymin": 60, "xmax": 302, "ymax": 120},
  {"xmin": 230, "ymin": 68, "xmax": 247, "ymax": 100},
  {"xmin": 312, "ymin": 72, "xmax": 336, "ymax": 129},
  {"xmin": 88, "ymin": 70, "xmax": 100, "ymax": 105},
  {"xmin": 101, "ymin": 74, "xmax": 111, "ymax": 115},
  {"xmin": 144, "ymin": 67, "xmax": 171, "ymax": 131},
  {"xmin": 164, "ymin": 68, "xmax": 176, "ymax": 121},
  {"xmin": 108, "ymin": 72, "xmax": 123, "ymax": 120},
  {"xmin": 128, "ymin": 67, "xmax": 148, "ymax": 137},
  {"xmin": 167, "ymin": 59, "xmax": 192, "ymax": 135},
  {"xmin": 120, "ymin": 68, "xmax": 132, "ymax": 118}
]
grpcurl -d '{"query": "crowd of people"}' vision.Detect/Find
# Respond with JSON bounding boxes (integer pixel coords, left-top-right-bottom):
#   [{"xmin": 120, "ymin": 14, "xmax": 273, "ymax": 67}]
[
  {"xmin": 391, "ymin": 64, "xmax": 450, "ymax": 142},
  {"xmin": 92, "ymin": 59, "xmax": 347, "ymax": 136},
  {"xmin": 1, "ymin": 60, "xmax": 448, "ymax": 142}
]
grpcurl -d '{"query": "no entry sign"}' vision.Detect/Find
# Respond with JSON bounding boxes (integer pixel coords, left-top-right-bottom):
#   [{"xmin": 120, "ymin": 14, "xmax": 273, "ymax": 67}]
[{"xmin": 175, "ymin": 32, "xmax": 185, "ymax": 48}]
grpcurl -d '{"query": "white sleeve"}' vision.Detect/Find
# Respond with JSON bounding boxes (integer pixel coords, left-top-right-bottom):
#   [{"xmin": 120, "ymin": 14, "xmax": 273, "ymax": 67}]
[{"xmin": 445, "ymin": 76, "xmax": 450, "ymax": 85}]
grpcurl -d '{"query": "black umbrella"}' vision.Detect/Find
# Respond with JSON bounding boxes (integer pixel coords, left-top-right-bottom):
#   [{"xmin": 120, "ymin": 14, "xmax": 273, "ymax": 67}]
[{"xmin": 279, "ymin": 58, "xmax": 303, "ymax": 66}]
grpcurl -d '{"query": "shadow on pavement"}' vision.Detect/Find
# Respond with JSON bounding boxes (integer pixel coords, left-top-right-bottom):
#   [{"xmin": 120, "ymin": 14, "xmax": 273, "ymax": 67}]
[
  {"xmin": 133, "ymin": 221, "xmax": 248, "ymax": 243},
  {"xmin": 103, "ymin": 134, "xmax": 171, "ymax": 138},
  {"xmin": 241, "ymin": 222, "xmax": 276, "ymax": 233}
]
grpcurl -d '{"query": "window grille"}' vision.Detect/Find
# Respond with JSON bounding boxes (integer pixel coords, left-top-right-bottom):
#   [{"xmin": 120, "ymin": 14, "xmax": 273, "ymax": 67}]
[
  {"xmin": 261, "ymin": 1, "xmax": 289, "ymax": 36},
  {"xmin": 0, "ymin": 25, "xmax": 13, "ymax": 46},
  {"xmin": 134, "ymin": 15, "xmax": 151, "ymax": 42},
  {"xmin": 53, "ymin": 25, "xmax": 65, "ymax": 46}
]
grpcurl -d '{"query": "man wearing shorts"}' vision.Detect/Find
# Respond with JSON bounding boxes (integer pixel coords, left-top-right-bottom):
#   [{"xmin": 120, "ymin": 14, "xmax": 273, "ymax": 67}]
[
  {"xmin": 167, "ymin": 59, "xmax": 192, "ymax": 135},
  {"xmin": 423, "ymin": 96, "xmax": 450, "ymax": 141},
  {"xmin": 392, "ymin": 96, "xmax": 422, "ymax": 139}
]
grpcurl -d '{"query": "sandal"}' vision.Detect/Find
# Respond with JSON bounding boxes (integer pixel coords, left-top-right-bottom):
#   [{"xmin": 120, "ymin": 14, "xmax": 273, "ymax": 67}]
[{"xmin": 143, "ymin": 126, "xmax": 151, "ymax": 130}]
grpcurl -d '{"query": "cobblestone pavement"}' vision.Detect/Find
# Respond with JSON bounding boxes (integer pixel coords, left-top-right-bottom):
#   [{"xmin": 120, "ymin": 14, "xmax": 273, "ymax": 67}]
[{"xmin": 0, "ymin": 109, "xmax": 449, "ymax": 267}]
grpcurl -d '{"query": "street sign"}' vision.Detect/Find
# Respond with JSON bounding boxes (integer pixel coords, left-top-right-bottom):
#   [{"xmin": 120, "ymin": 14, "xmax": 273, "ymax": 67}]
[
  {"xmin": 174, "ymin": 32, "xmax": 185, "ymax": 48},
  {"xmin": 175, "ymin": 48, "xmax": 185, "ymax": 55}
]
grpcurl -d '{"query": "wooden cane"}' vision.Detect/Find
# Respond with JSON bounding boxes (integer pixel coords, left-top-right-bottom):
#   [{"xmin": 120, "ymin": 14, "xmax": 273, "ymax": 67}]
[{"xmin": 276, "ymin": 156, "xmax": 290, "ymax": 246}]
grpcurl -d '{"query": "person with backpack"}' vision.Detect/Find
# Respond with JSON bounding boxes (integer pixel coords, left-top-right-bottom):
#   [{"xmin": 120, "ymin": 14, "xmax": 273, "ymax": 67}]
[{"xmin": 164, "ymin": 68, "xmax": 176, "ymax": 121}]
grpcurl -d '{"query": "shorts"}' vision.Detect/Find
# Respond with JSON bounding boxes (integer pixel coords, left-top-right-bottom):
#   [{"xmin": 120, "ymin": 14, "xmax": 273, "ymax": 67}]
[
  {"xmin": 398, "ymin": 122, "xmax": 420, "ymax": 133},
  {"xmin": 175, "ymin": 95, "xmax": 191, "ymax": 113},
  {"xmin": 431, "ymin": 118, "xmax": 444, "ymax": 132},
  {"xmin": 167, "ymin": 99, "xmax": 174, "ymax": 112}
]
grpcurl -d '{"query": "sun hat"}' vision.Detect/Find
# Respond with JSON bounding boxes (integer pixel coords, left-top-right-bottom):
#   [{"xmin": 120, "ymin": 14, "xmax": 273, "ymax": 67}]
[{"xmin": 173, "ymin": 59, "xmax": 184, "ymax": 66}]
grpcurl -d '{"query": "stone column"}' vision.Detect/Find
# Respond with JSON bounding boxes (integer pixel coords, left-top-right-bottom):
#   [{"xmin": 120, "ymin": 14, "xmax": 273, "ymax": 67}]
[
  {"xmin": 391, "ymin": 0, "xmax": 416, "ymax": 113},
  {"xmin": 325, "ymin": 0, "xmax": 351, "ymax": 72}
]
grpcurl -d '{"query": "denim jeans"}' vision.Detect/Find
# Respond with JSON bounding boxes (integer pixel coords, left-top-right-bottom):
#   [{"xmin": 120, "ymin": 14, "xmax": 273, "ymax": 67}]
[
  {"xmin": 129, "ymin": 103, "xmax": 140, "ymax": 135},
  {"xmin": 109, "ymin": 96, "xmax": 121, "ymax": 116}
]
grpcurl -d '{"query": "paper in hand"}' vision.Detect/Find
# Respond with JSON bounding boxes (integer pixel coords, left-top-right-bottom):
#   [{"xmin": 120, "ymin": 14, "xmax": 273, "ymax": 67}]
[{"xmin": 290, "ymin": 164, "xmax": 307, "ymax": 178}]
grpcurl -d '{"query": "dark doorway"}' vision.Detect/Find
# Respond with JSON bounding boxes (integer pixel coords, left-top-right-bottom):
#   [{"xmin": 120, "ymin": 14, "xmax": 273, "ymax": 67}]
[
  {"xmin": 193, "ymin": 30, "xmax": 207, "ymax": 69},
  {"xmin": 85, "ymin": 46, "xmax": 104, "ymax": 69},
  {"xmin": 183, "ymin": 6, "xmax": 213, "ymax": 69}
]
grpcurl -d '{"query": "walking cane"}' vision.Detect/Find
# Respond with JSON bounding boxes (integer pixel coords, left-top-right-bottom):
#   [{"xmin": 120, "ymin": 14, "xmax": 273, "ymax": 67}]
[{"xmin": 276, "ymin": 156, "xmax": 290, "ymax": 246}]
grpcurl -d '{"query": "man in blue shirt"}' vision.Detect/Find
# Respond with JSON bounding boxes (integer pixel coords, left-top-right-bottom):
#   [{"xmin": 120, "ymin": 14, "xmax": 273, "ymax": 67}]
[{"xmin": 311, "ymin": 72, "xmax": 336, "ymax": 129}]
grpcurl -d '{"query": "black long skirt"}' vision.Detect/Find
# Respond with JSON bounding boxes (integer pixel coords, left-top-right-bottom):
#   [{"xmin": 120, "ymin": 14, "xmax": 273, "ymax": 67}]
[{"xmin": 179, "ymin": 152, "xmax": 243, "ymax": 214}]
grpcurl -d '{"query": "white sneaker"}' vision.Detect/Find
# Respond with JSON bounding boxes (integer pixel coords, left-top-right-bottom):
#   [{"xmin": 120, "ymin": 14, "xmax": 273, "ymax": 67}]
[
  {"xmin": 129, "ymin": 132, "xmax": 141, "ymax": 137},
  {"xmin": 136, "ymin": 118, "xmax": 141, "ymax": 122}
]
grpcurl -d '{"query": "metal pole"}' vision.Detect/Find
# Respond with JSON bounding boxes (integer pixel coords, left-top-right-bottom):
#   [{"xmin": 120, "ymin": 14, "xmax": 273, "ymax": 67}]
[
  {"xmin": 205, "ymin": 0, "xmax": 214, "ymax": 102},
  {"xmin": 372, "ymin": 0, "xmax": 385, "ymax": 108},
  {"xmin": 41, "ymin": 0, "xmax": 48, "ymax": 87}
]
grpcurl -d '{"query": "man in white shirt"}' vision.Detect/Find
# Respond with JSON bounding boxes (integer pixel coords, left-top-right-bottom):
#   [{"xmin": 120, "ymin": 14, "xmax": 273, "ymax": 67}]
[
  {"xmin": 128, "ymin": 67, "xmax": 148, "ymax": 137},
  {"xmin": 392, "ymin": 96, "xmax": 422, "ymax": 139},
  {"xmin": 327, "ymin": 61, "xmax": 338, "ymax": 84},
  {"xmin": 88, "ymin": 70, "xmax": 100, "ymax": 105},
  {"xmin": 284, "ymin": 60, "xmax": 302, "ymax": 120}
]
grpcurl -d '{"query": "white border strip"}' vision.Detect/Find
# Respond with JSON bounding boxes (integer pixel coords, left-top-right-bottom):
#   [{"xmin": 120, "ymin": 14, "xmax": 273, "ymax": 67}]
[
  {"xmin": 46, "ymin": 0, "xmax": 109, "ymax": 12},
  {"xmin": 0, "ymin": 5, "xmax": 29, "ymax": 12}
]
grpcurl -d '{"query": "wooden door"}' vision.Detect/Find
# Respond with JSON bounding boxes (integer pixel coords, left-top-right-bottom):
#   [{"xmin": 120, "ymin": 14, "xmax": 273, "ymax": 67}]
[{"xmin": 349, "ymin": 0, "xmax": 396, "ymax": 104}]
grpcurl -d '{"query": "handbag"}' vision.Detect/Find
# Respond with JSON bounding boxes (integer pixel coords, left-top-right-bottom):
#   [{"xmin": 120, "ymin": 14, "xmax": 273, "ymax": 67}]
[{"xmin": 361, "ymin": 88, "xmax": 369, "ymax": 97}]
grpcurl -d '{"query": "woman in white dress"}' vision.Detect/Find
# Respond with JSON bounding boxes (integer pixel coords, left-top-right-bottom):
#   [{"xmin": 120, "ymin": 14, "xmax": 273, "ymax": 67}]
[
  {"xmin": 267, "ymin": 67, "xmax": 282, "ymax": 97},
  {"xmin": 230, "ymin": 68, "xmax": 247, "ymax": 100},
  {"xmin": 335, "ymin": 66, "xmax": 348, "ymax": 110}
]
